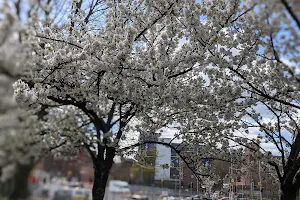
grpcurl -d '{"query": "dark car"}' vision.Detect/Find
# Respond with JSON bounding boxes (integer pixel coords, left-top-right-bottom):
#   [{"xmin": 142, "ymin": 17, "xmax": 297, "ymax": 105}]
[
  {"xmin": 53, "ymin": 189, "xmax": 72, "ymax": 200},
  {"xmin": 191, "ymin": 195, "xmax": 211, "ymax": 200}
]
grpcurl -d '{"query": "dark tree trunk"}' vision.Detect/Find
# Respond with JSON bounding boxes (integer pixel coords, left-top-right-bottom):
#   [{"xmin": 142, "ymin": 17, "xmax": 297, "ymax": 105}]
[
  {"xmin": 92, "ymin": 168, "xmax": 110, "ymax": 200},
  {"xmin": 92, "ymin": 147, "xmax": 115, "ymax": 200},
  {"xmin": 280, "ymin": 190, "xmax": 297, "ymax": 200},
  {"xmin": 9, "ymin": 163, "xmax": 35, "ymax": 200},
  {"xmin": 280, "ymin": 183, "xmax": 297, "ymax": 200}
]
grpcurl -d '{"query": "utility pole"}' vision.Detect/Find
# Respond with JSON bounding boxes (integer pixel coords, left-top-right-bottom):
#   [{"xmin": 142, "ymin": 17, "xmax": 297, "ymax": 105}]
[
  {"xmin": 179, "ymin": 162, "xmax": 183, "ymax": 198},
  {"xmin": 178, "ymin": 175, "xmax": 181, "ymax": 197},
  {"xmin": 258, "ymin": 161, "xmax": 262, "ymax": 200},
  {"xmin": 197, "ymin": 178, "xmax": 199, "ymax": 194},
  {"xmin": 229, "ymin": 156, "xmax": 233, "ymax": 200},
  {"xmin": 174, "ymin": 176, "xmax": 177, "ymax": 194},
  {"xmin": 266, "ymin": 166, "xmax": 269, "ymax": 200},
  {"xmin": 141, "ymin": 166, "xmax": 144, "ymax": 185},
  {"xmin": 250, "ymin": 173, "xmax": 253, "ymax": 200}
]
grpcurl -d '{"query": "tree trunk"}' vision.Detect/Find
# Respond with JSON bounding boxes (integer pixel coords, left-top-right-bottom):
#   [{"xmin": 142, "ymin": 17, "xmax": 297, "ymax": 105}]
[
  {"xmin": 280, "ymin": 184, "xmax": 297, "ymax": 200},
  {"xmin": 92, "ymin": 147, "xmax": 115, "ymax": 200},
  {"xmin": 92, "ymin": 168, "xmax": 109, "ymax": 200},
  {"xmin": 9, "ymin": 163, "xmax": 35, "ymax": 200},
  {"xmin": 280, "ymin": 191, "xmax": 297, "ymax": 200}
]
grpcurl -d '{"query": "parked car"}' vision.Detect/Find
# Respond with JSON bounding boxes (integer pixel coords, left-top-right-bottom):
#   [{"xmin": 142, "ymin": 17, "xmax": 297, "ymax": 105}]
[
  {"xmin": 70, "ymin": 188, "xmax": 87, "ymax": 200},
  {"xmin": 218, "ymin": 198, "xmax": 229, "ymax": 200},
  {"xmin": 108, "ymin": 180, "xmax": 131, "ymax": 193},
  {"xmin": 130, "ymin": 194, "xmax": 149, "ymax": 200},
  {"xmin": 53, "ymin": 183, "xmax": 88, "ymax": 200},
  {"xmin": 185, "ymin": 195, "xmax": 210, "ymax": 200},
  {"xmin": 53, "ymin": 189, "xmax": 72, "ymax": 200},
  {"xmin": 191, "ymin": 195, "xmax": 201, "ymax": 200},
  {"xmin": 218, "ymin": 197, "xmax": 229, "ymax": 200},
  {"xmin": 167, "ymin": 196, "xmax": 181, "ymax": 200}
]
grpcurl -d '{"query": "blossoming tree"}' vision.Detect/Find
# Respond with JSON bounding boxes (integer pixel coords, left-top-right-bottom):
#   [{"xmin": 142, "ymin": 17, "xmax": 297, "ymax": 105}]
[
  {"xmin": 174, "ymin": 0, "xmax": 300, "ymax": 199},
  {"xmin": 14, "ymin": 0, "xmax": 300, "ymax": 200},
  {"xmin": 13, "ymin": 0, "xmax": 239, "ymax": 199}
]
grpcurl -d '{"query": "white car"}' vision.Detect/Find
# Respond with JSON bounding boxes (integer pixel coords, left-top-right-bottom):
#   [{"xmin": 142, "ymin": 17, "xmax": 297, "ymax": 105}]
[
  {"xmin": 108, "ymin": 180, "xmax": 131, "ymax": 193},
  {"xmin": 130, "ymin": 194, "xmax": 149, "ymax": 200}
]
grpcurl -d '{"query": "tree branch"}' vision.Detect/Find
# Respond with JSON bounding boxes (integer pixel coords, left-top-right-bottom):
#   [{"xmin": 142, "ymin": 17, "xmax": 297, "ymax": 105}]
[
  {"xmin": 167, "ymin": 67, "xmax": 193, "ymax": 79},
  {"xmin": 36, "ymin": 35, "xmax": 83, "ymax": 49},
  {"xmin": 134, "ymin": 1, "xmax": 177, "ymax": 41},
  {"xmin": 268, "ymin": 160, "xmax": 283, "ymax": 184},
  {"xmin": 281, "ymin": 0, "xmax": 300, "ymax": 30},
  {"xmin": 107, "ymin": 102, "xmax": 116, "ymax": 125}
]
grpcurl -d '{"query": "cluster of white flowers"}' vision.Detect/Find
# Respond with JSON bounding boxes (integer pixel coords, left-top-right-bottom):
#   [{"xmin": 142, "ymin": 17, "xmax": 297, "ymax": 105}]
[{"xmin": 13, "ymin": 80, "xmax": 37, "ymax": 105}]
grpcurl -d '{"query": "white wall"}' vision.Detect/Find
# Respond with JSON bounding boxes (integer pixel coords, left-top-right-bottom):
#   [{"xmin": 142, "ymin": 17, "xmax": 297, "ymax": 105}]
[{"xmin": 154, "ymin": 138, "xmax": 171, "ymax": 180}]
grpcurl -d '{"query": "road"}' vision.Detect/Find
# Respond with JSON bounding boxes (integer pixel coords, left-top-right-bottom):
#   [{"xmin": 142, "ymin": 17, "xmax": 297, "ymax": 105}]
[
  {"xmin": 31, "ymin": 184, "xmax": 162, "ymax": 200},
  {"xmin": 30, "ymin": 182, "xmax": 199, "ymax": 200}
]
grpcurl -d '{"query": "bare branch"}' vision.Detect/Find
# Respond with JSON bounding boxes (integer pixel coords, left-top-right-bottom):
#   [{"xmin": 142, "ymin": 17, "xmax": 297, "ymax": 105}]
[
  {"xmin": 168, "ymin": 67, "xmax": 193, "ymax": 79},
  {"xmin": 281, "ymin": 0, "xmax": 300, "ymax": 31},
  {"xmin": 268, "ymin": 160, "xmax": 283, "ymax": 183},
  {"xmin": 36, "ymin": 35, "xmax": 83, "ymax": 49}
]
